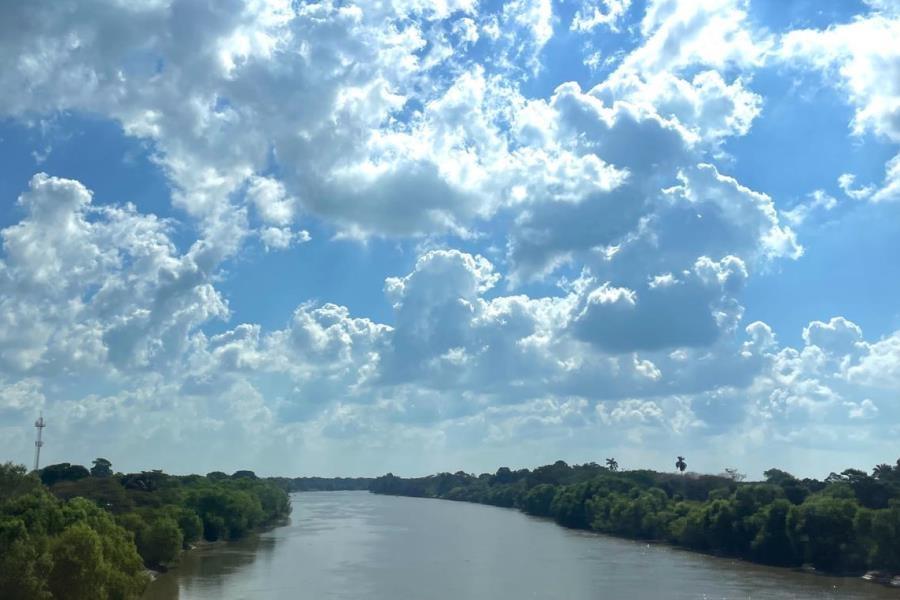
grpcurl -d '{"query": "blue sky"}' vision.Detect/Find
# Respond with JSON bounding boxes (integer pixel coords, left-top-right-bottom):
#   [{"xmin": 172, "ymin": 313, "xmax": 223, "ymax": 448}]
[{"xmin": 1, "ymin": 0, "xmax": 899, "ymax": 479}]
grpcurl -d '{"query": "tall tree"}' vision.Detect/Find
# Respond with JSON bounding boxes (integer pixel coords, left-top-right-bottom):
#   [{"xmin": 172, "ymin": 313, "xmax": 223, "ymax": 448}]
[
  {"xmin": 90, "ymin": 458, "xmax": 113, "ymax": 478},
  {"xmin": 605, "ymin": 458, "xmax": 619, "ymax": 472},
  {"xmin": 873, "ymin": 463, "xmax": 893, "ymax": 479},
  {"xmin": 676, "ymin": 456, "xmax": 687, "ymax": 474}
]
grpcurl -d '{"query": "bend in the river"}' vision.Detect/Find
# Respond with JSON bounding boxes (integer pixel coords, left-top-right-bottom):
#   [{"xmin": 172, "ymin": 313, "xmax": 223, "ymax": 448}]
[{"xmin": 144, "ymin": 491, "xmax": 899, "ymax": 600}]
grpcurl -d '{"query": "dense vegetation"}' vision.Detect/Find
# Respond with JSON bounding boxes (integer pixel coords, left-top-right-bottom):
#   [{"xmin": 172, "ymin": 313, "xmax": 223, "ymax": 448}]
[
  {"xmin": 0, "ymin": 461, "xmax": 291, "ymax": 599},
  {"xmin": 268, "ymin": 476, "xmax": 373, "ymax": 492},
  {"xmin": 371, "ymin": 459, "xmax": 900, "ymax": 576}
]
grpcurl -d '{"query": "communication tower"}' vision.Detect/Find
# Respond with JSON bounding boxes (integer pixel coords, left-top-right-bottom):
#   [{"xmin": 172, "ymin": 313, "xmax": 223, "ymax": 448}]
[{"xmin": 33, "ymin": 412, "xmax": 45, "ymax": 471}]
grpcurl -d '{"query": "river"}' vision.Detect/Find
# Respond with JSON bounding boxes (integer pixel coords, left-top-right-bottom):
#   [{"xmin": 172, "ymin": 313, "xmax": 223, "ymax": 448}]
[{"xmin": 143, "ymin": 491, "xmax": 898, "ymax": 599}]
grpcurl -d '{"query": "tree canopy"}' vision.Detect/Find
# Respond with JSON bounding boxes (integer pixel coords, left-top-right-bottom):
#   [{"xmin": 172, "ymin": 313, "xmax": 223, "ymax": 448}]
[{"xmin": 0, "ymin": 460, "xmax": 291, "ymax": 599}]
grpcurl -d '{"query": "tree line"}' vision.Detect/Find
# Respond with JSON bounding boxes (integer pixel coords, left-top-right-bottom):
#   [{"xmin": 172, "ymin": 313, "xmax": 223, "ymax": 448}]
[
  {"xmin": 0, "ymin": 460, "xmax": 291, "ymax": 599},
  {"xmin": 370, "ymin": 458, "xmax": 900, "ymax": 577}
]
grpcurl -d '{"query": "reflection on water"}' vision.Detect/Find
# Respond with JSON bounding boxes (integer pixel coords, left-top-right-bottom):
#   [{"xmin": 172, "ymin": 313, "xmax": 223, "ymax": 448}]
[
  {"xmin": 143, "ymin": 531, "xmax": 279, "ymax": 600},
  {"xmin": 144, "ymin": 491, "xmax": 900, "ymax": 600}
]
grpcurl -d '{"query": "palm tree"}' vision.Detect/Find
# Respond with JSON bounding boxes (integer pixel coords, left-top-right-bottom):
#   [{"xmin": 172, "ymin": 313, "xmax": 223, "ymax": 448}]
[
  {"xmin": 605, "ymin": 458, "xmax": 618, "ymax": 472},
  {"xmin": 676, "ymin": 456, "xmax": 687, "ymax": 474},
  {"xmin": 873, "ymin": 463, "xmax": 893, "ymax": 479}
]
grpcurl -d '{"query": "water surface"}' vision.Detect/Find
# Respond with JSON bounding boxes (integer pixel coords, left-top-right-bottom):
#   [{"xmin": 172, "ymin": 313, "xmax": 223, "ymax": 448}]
[{"xmin": 144, "ymin": 491, "xmax": 899, "ymax": 599}]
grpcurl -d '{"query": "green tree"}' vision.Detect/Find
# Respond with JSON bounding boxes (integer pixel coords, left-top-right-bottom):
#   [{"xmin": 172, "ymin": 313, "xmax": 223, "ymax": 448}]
[
  {"xmin": 1, "ymin": 458, "xmax": 289, "ymax": 598},
  {"xmin": 491, "ymin": 467, "xmax": 515, "ymax": 485},
  {"xmin": 521, "ymin": 484, "xmax": 557, "ymax": 516},
  {"xmin": 51, "ymin": 477, "xmax": 134, "ymax": 514},
  {"xmin": 787, "ymin": 496, "xmax": 859, "ymax": 571},
  {"xmin": 749, "ymin": 499, "xmax": 796, "ymax": 566},
  {"xmin": 91, "ymin": 458, "xmax": 113, "ymax": 478},
  {"xmin": 60, "ymin": 498, "xmax": 148, "ymax": 597},
  {"xmin": 0, "ymin": 462, "xmax": 41, "ymax": 502},
  {"xmin": 173, "ymin": 508, "xmax": 203, "ymax": 547},
  {"xmin": 0, "ymin": 516, "xmax": 52, "ymax": 599},
  {"xmin": 872, "ymin": 464, "xmax": 893, "ymax": 480},
  {"xmin": 39, "ymin": 463, "xmax": 90, "ymax": 488},
  {"xmin": 139, "ymin": 516, "xmax": 183, "ymax": 567},
  {"xmin": 47, "ymin": 522, "xmax": 106, "ymax": 600}
]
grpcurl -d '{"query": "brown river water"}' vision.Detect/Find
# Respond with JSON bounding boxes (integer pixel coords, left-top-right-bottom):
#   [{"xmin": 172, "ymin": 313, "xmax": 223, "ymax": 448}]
[{"xmin": 143, "ymin": 491, "xmax": 899, "ymax": 600}]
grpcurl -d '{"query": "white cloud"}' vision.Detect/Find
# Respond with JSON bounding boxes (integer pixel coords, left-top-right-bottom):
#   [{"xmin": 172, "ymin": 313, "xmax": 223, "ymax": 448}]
[
  {"xmin": 779, "ymin": 6, "xmax": 900, "ymax": 205},
  {"xmin": 499, "ymin": 0, "xmax": 554, "ymax": 72},
  {"xmin": 837, "ymin": 173, "xmax": 875, "ymax": 201},
  {"xmin": 595, "ymin": 69, "xmax": 763, "ymax": 148},
  {"xmin": 0, "ymin": 193, "xmax": 895, "ymax": 473},
  {"xmin": 847, "ymin": 331, "xmax": 900, "ymax": 388},
  {"xmin": 0, "ymin": 0, "xmax": 500, "ymax": 246},
  {"xmin": 782, "ymin": 190, "xmax": 838, "ymax": 226},
  {"xmin": 0, "ymin": 173, "xmax": 227, "ymax": 374},
  {"xmin": 571, "ymin": 0, "xmax": 632, "ymax": 33},
  {"xmin": 598, "ymin": 399, "xmax": 664, "ymax": 425},
  {"xmin": 802, "ymin": 317, "xmax": 865, "ymax": 358},
  {"xmin": 259, "ymin": 226, "xmax": 310, "ymax": 251},
  {"xmin": 871, "ymin": 153, "xmax": 900, "ymax": 202},
  {"xmin": 246, "ymin": 176, "xmax": 296, "ymax": 226},
  {"xmin": 571, "ymin": 255, "xmax": 747, "ymax": 352},
  {"xmin": 779, "ymin": 11, "xmax": 900, "ymax": 143},
  {"xmin": 845, "ymin": 398, "xmax": 878, "ymax": 420},
  {"xmin": 627, "ymin": 0, "xmax": 769, "ymax": 75},
  {"xmin": 0, "ymin": 0, "xmax": 894, "ymax": 475},
  {"xmin": 0, "ymin": 378, "xmax": 45, "ymax": 413}
]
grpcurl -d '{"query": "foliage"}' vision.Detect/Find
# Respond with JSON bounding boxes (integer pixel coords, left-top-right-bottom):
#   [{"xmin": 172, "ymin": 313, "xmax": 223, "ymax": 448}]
[
  {"xmin": 371, "ymin": 457, "xmax": 900, "ymax": 575},
  {"xmin": 39, "ymin": 462, "xmax": 90, "ymax": 487},
  {"xmin": 90, "ymin": 458, "xmax": 113, "ymax": 478},
  {"xmin": 0, "ymin": 460, "xmax": 291, "ymax": 598},
  {"xmin": 0, "ymin": 463, "xmax": 147, "ymax": 599}
]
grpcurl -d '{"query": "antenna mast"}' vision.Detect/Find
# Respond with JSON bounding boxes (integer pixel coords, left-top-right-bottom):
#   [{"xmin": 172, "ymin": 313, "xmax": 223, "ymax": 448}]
[{"xmin": 33, "ymin": 412, "xmax": 46, "ymax": 471}]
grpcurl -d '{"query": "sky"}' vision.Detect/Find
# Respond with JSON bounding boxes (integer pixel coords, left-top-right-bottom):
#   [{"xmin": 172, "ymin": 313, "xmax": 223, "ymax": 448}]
[{"xmin": 1, "ymin": 0, "xmax": 899, "ymax": 480}]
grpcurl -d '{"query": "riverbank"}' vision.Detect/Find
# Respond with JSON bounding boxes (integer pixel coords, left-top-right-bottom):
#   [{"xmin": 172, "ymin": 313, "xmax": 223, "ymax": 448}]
[
  {"xmin": 143, "ymin": 491, "xmax": 900, "ymax": 600},
  {"xmin": 370, "ymin": 459, "xmax": 900, "ymax": 585}
]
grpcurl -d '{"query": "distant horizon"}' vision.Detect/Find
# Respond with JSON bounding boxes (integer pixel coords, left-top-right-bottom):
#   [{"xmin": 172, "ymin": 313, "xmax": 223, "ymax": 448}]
[{"xmin": 15, "ymin": 447, "xmax": 895, "ymax": 483}]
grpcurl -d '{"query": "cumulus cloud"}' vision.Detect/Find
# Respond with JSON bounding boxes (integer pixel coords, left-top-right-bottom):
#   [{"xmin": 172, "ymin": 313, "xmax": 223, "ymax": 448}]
[
  {"xmin": 0, "ymin": 0, "xmax": 493, "ymax": 244},
  {"xmin": 847, "ymin": 332, "xmax": 900, "ymax": 388},
  {"xmin": 802, "ymin": 317, "xmax": 865, "ymax": 358},
  {"xmin": 0, "ymin": 0, "xmax": 893, "ymax": 475},
  {"xmin": 779, "ymin": 5, "xmax": 900, "ymax": 203},
  {"xmin": 0, "ymin": 178, "xmax": 894, "ymax": 472},
  {"xmin": 0, "ymin": 378, "xmax": 45, "ymax": 414},
  {"xmin": 596, "ymin": 70, "xmax": 763, "ymax": 145},
  {"xmin": 0, "ymin": 173, "xmax": 227, "ymax": 374},
  {"xmin": 570, "ymin": 255, "xmax": 747, "ymax": 352},
  {"xmin": 779, "ymin": 10, "xmax": 900, "ymax": 142},
  {"xmin": 571, "ymin": 0, "xmax": 632, "ymax": 33},
  {"xmin": 628, "ymin": 0, "xmax": 769, "ymax": 75}
]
